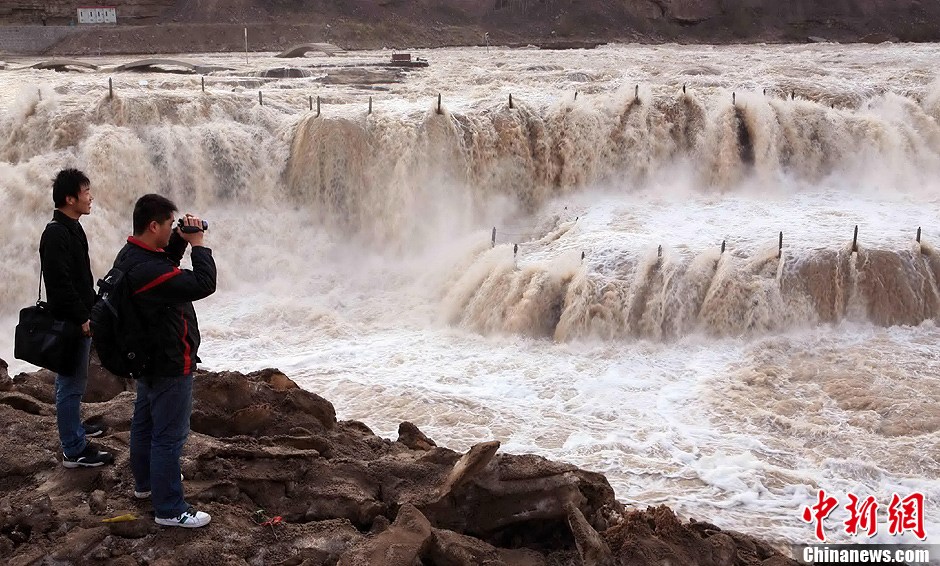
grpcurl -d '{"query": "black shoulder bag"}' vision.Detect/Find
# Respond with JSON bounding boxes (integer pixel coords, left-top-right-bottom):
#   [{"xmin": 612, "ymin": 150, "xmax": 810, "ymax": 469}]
[{"xmin": 14, "ymin": 265, "xmax": 82, "ymax": 375}]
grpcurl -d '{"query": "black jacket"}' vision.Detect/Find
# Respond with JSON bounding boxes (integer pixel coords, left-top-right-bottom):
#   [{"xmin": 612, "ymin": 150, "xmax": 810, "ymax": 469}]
[
  {"xmin": 114, "ymin": 232, "xmax": 216, "ymax": 378},
  {"xmin": 39, "ymin": 210, "xmax": 95, "ymax": 325}
]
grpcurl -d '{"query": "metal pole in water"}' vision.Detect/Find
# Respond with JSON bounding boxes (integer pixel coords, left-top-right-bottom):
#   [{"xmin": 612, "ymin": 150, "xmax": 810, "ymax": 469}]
[
  {"xmin": 201, "ymin": 76, "xmax": 205, "ymax": 92},
  {"xmin": 259, "ymin": 91, "xmax": 263, "ymax": 106},
  {"xmin": 657, "ymin": 245, "xmax": 662, "ymax": 258},
  {"xmin": 108, "ymin": 77, "xmax": 113, "ymax": 100},
  {"xmin": 778, "ymin": 231, "xmax": 783, "ymax": 258},
  {"xmin": 683, "ymin": 83, "xmax": 686, "ymax": 94},
  {"xmin": 509, "ymin": 93, "xmax": 513, "ymax": 109},
  {"xmin": 635, "ymin": 84, "xmax": 639, "ymax": 100},
  {"xmin": 491, "ymin": 227, "xmax": 496, "ymax": 248},
  {"xmin": 732, "ymin": 92, "xmax": 736, "ymax": 106},
  {"xmin": 368, "ymin": 96, "xmax": 372, "ymax": 114},
  {"xmin": 917, "ymin": 227, "xmax": 922, "ymax": 243},
  {"xmin": 852, "ymin": 225, "xmax": 858, "ymax": 253},
  {"xmin": 581, "ymin": 251, "xmax": 585, "ymax": 262},
  {"xmin": 574, "ymin": 91, "xmax": 578, "ymax": 100},
  {"xmin": 317, "ymin": 96, "xmax": 321, "ymax": 117},
  {"xmin": 244, "ymin": 27, "xmax": 249, "ymax": 65},
  {"xmin": 309, "ymin": 95, "xmax": 313, "ymax": 111},
  {"xmin": 721, "ymin": 240, "xmax": 726, "ymax": 254},
  {"xmin": 437, "ymin": 93, "xmax": 442, "ymax": 114}
]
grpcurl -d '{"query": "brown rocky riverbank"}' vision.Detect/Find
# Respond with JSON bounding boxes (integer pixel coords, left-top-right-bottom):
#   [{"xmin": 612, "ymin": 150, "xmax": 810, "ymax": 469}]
[
  {"xmin": 2, "ymin": 0, "xmax": 940, "ymax": 56},
  {"xmin": 0, "ymin": 356, "xmax": 797, "ymax": 565}
]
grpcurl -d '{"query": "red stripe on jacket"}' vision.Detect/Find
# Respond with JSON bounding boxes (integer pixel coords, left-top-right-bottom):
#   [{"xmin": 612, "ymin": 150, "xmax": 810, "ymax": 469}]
[
  {"xmin": 133, "ymin": 268, "xmax": 181, "ymax": 295},
  {"xmin": 180, "ymin": 311, "xmax": 192, "ymax": 375}
]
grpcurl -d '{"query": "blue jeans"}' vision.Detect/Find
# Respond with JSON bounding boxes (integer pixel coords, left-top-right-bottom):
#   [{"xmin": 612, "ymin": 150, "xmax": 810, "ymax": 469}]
[
  {"xmin": 130, "ymin": 374, "xmax": 193, "ymax": 519},
  {"xmin": 55, "ymin": 337, "xmax": 92, "ymax": 458}
]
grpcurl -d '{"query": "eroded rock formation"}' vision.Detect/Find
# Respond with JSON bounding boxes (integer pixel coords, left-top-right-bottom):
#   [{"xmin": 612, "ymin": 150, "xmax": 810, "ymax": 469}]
[{"xmin": 0, "ymin": 357, "xmax": 797, "ymax": 565}]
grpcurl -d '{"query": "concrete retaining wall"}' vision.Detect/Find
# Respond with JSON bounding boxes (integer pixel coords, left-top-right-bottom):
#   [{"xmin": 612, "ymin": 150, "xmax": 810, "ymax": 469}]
[{"xmin": 0, "ymin": 26, "xmax": 80, "ymax": 55}]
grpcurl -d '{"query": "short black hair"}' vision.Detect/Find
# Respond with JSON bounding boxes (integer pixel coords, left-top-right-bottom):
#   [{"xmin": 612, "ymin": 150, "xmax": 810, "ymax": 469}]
[
  {"xmin": 52, "ymin": 169, "xmax": 90, "ymax": 208},
  {"xmin": 133, "ymin": 194, "xmax": 177, "ymax": 235}
]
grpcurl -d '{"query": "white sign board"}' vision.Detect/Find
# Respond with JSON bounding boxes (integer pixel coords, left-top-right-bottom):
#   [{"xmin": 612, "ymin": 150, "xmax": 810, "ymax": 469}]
[{"xmin": 77, "ymin": 7, "xmax": 117, "ymax": 24}]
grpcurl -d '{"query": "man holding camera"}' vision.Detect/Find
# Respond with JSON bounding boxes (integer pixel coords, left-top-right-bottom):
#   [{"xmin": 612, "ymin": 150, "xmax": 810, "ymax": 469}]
[{"xmin": 114, "ymin": 193, "xmax": 216, "ymax": 528}]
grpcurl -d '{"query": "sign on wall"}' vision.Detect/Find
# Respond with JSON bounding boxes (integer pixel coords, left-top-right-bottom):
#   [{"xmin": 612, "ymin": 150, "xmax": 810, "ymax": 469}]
[{"xmin": 77, "ymin": 7, "xmax": 117, "ymax": 24}]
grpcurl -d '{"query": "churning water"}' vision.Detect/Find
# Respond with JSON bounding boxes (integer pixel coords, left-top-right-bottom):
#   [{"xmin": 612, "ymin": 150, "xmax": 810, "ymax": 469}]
[{"xmin": 1, "ymin": 43, "xmax": 938, "ymax": 545}]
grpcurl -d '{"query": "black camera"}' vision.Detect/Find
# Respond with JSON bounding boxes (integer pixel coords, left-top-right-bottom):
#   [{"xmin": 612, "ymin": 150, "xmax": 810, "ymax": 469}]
[{"xmin": 177, "ymin": 218, "xmax": 209, "ymax": 233}]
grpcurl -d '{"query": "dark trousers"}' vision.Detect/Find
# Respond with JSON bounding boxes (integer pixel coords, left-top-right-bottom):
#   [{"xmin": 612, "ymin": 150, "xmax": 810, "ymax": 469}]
[
  {"xmin": 130, "ymin": 374, "xmax": 193, "ymax": 519},
  {"xmin": 55, "ymin": 337, "xmax": 92, "ymax": 458}
]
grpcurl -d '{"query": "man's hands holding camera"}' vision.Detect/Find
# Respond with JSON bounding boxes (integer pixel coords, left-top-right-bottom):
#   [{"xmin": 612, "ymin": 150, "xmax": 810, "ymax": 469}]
[{"xmin": 176, "ymin": 214, "xmax": 207, "ymax": 247}]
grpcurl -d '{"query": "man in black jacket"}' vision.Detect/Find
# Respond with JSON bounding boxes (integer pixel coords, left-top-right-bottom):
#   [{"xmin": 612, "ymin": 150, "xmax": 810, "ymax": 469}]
[
  {"xmin": 116, "ymin": 194, "xmax": 216, "ymax": 528},
  {"xmin": 39, "ymin": 169, "xmax": 114, "ymax": 468}
]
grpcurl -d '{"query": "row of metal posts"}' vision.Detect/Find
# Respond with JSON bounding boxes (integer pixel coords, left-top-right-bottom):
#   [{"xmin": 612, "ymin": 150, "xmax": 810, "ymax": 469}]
[
  {"xmin": 105, "ymin": 77, "xmax": 811, "ymax": 114},
  {"xmin": 491, "ymin": 225, "xmax": 925, "ymax": 264}
]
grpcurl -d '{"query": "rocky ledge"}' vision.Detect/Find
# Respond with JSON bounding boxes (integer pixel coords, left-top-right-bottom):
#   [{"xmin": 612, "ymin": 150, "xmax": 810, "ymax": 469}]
[{"xmin": 0, "ymin": 357, "xmax": 797, "ymax": 565}]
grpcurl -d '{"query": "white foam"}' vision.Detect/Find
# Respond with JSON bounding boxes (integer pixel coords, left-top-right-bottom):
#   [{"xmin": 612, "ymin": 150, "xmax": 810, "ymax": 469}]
[{"xmin": 2, "ymin": 43, "xmax": 939, "ymax": 546}]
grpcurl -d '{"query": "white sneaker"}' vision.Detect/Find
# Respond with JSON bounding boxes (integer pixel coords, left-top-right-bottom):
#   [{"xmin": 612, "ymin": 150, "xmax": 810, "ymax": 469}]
[
  {"xmin": 133, "ymin": 473, "xmax": 185, "ymax": 500},
  {"xmin": 155, "ymin": 507, "xmax": 211, "ymax": 528}
]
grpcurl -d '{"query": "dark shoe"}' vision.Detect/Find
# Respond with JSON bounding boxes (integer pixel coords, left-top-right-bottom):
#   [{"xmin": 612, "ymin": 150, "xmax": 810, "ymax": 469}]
[
  {"xmin": 62, "ymin": 443, "xmax": 114, "ymax": 468},
  {"xmin": 84, "ymin": 422, "xmax": 108, "ymax": 438}
]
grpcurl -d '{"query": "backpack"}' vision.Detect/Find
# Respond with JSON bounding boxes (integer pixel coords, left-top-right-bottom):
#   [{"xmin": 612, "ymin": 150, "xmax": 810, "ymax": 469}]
[{"xmin": 90, "ymin": 260, "xmax": 150, "ymax": 378}]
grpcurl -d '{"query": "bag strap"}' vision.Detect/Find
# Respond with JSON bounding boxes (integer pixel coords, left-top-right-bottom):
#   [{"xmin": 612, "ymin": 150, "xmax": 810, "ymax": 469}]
[{"xmin": 38, "ymin": 219, "xmax": 60, "ymax": 305}]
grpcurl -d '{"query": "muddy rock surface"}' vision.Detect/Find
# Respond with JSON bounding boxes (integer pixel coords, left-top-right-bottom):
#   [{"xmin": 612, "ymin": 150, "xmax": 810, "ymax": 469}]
[{"xmin": 0, "ymin": 357, "xmax": 797, "ymax": 565}]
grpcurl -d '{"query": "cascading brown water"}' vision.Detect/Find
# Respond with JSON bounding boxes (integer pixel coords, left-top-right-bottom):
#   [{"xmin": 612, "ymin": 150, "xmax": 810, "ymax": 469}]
[{"xmin": 2, "ymin": 45, "xmax": 939, "ymax": 545}]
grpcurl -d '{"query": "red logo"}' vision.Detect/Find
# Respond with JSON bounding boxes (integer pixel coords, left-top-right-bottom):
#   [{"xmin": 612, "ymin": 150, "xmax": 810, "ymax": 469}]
[
  {"xmin": 802, "ymin": 489, "xmax": 839, "ymax": 542},
  {"xmin": 844, "ymin": 493, "xmax": 879, "ymax": 538},
  {"xmin": 887, "ymin": 493, "xmax": 926, "ymax": 540},
  {"xmin": 802, "ymin": 490, "xmax": 928, "ymax": 542}
]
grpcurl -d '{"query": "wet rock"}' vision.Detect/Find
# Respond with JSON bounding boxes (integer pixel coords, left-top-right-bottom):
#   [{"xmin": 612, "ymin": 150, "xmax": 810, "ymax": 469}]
[
  {"xmin": 50, "ymin": 526, "xmax": 108, "ymax": 560},
  {"xmin": 260, "ymin": 369, "xmax": 299, "ymax": 392},
  {"xmin": 85, "ymin": 356, "xmax": 134, "ymax": 402},
  {"xmin": 708, "ymin": 532, "xmax": 737, "ymax": 566},
  {"xmin": 338, "ymin": 504, "xmax": 432, "ymax": 566},
  {"xmin": 88, "ymin": 490, "xmax": 108, "ymax": 515},
  {"xmin": 764, "ymin": 556, "xmax": 800, "ymax": 566},
  {"xmin": 9, "ymin": 370, "xmax": 55, "ymax": 404},
  {"xmin": 285, "ymin": 388, "xmax": 336, "ymax": 430},
  {"xmin": 232, "ymin": 404, "xmax": 274, "ymax": 435},
  {"xmin": 369, "ymin": 514, "xmax": 390, "ymax": 534},
  {"xmin": 0, "ymin": 392, "xmax": 52, "ymax": 416},
  {"xmin": 0, "ymin": 358, "xmax": 11, "ymax": 390},
  {"xmin": 0, "ymin": 359, "xmax": 801, "ymax": 566},
  {"xmin": 565, "ymin": 502, "xmax": 615, "ymax": 566},
  {"xmin": 13, "ymin": 495, "xmax": 55, "ymax": 534},
  {"xmin": 191, "ymin": 369, "xmax": 336, "ymax": 437},
  {"xmin": 397, "ymin": 421, "xmax": 437, "ymax": 451},
  {"xmin": 428, "ymin": 528, "xmax": 506, "ymax": 565},
  {"xmin": 106, "ymin": 516, "xmax": 155, "ymax": 539},
  {"xmin": 264, "ymin": 434, "xmax": 329, "ymax": 453},
  {"xmin": 438, "ymin": 440, "xmax": 499, "ymax": 499}
]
